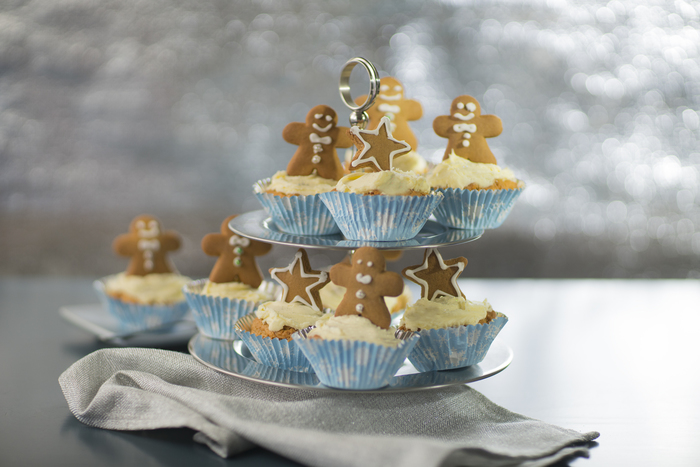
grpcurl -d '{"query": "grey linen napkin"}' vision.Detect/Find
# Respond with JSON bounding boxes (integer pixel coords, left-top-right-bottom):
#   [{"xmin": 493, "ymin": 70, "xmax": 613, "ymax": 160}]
[{"xmin": 59, "ymin": 348, "xmax": 599, "ymax": 467}]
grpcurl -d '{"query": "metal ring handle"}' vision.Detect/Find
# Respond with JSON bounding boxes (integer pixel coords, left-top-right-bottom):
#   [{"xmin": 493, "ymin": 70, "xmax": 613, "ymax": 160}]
[{"xmin": 339, "ymin": 57, "xmax": 380, "ymax": 128}]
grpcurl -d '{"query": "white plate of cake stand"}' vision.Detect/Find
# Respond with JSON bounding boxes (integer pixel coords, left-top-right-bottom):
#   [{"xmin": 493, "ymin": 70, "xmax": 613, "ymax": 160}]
[{"xmin": 185, "ymin": 209, "xmax": 512, "ymax": 392}]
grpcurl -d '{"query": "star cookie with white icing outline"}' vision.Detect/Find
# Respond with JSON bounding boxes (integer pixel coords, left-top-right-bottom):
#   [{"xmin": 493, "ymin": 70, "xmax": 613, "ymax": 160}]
[
  {"xmin": 270, "ymin": 249, "xmax": 330, "ymax": 311},
  {"xmin": 403, "ymin": 248, "xmax": 467, "ymax": 300},
  {"xmin": 348, "ymin": 116, "xmax": 412, "ymax": 172}
]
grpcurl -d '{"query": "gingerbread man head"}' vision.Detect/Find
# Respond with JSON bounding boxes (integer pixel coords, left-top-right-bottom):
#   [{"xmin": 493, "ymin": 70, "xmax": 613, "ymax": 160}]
[
  {"xmin": 113, "ymin": 215, "xmax": 181, "ymax": 276},
  {"xmin": 378, "ymin": 77, "xmax": 405, "ymax": 101},
  {"xmin": 433, "ymin": 95, "xmax": 503, "ymax": 164},
  {"xmin": 282, "ymin": 104, "xmax": 353, "ymax": 181},
  {"xmin": 329, "ymin": 247, "xmax": 404, "ymax": 329},
  {"xmin": 201, "ymin": 215, "xmax": 272, "ymax": 287}
]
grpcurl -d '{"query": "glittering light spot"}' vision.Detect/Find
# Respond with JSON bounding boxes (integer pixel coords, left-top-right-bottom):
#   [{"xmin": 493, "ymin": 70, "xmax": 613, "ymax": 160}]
[
  {"xmin": 682, "ymin": 109, "xmax": 700, "ymax": 130},
  {"xmin": 534, "ymin": 218, "xmax": 556, "ymax": 241}
]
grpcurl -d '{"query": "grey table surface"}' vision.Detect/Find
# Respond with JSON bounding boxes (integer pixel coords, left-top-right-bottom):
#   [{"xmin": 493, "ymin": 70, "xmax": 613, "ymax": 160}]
[{"xmin": 1, "ymin": 276, "xmax": 699, "ymax": 466}]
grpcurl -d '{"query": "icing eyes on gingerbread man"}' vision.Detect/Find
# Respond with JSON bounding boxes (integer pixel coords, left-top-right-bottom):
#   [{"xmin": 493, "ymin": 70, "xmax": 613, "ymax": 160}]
[
  {"xmin": 282, "ymin": 105, "xmax": 354, "ymax": 181},
  {"xmin": 355, "ymin": 77, "xmax": 423, "ymax": 152},
  {"xmin": 113, "ymin": 215, "xmax": 181, "ymax": 276},
  {"xmin": 201, "ymin": 215, "xmax": 272, "ymax": 287},
  {"xmin": 433, "ymin": 95, "xmax": 503, "ymax": 164},
  {"xmin": 329, "ymin": 247, "xmax": 404, "ymax": 329}
]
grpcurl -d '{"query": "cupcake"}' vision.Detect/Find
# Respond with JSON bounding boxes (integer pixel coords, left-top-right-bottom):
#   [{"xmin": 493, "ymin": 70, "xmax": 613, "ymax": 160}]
[
  {"xmin": 320, "ymin": 117, "xmax": 443, "ymax": 241},
  {"xmin": 96, "ymin": 215, "xmax": 191, "ymax": 331},
  {"xmin": 183, "ymin": 215, "xmax": 276, "ymax": 340},
  {"xmin": 430, "ymin": 95, "xmax": 524, "ymax": 230},
  {"xmin": 293, "ymin": 247, "xmax": 419, "ymax": 389},
  {"xmin": 352, "ymin": 76, "xmax": 428, "ymax": 174},
  {"xmin": 235, "ymin": 249, "xmax": 330, "ymax": 372},
  {"xmin": 400, "ymin": 248, "xmax": 507, "ymax": 372},
  {"xmin": 254, "ymin": 105, "xmax": 352, "ymax": 236}
]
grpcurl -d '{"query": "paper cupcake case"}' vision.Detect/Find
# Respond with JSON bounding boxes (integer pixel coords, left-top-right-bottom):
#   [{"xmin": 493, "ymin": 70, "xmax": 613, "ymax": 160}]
[
  {"xmin": 93, "ymin": 279, "xmax": 190, "ymax": 332},
  {"xmin": 407, "ymin": 313, "xmax": 508, "ymax": 372},
  {"xmin": 292, "ymin": 328, "xmax": 420, "ymax": 390},
  {"xmin": 183, "ymin": 279, "xmax": 279, "ymax": 340},
  {"xmin": 319, "ymin": 191, "xmax": 443, "ymax": 241},
  {"xmin": 431, "ymin": 187, "xmax": 523, "ymax": 230},
  {"xmin": 254, "ymin": 179, "xmax": 340, "ymax": 235},
  {"xmin": 234, "ymin": 313, "xmax": 315, "ymax": 373}
]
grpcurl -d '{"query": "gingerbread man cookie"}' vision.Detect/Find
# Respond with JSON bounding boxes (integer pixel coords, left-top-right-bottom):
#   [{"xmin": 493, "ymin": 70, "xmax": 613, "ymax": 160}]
[
  {"xmin": 433, "ymin": 96, "xmax": 503, "ymax": 164},
  {"xmin": 201, "ymin": 215, "xmax": 272, "ymax": 287},
  {"xmin": 403, "ymin": 248, "xmax": 467, "ymax": 300},
  {"xmin": 270, "ymin": 249, "xmax": 330, "ymax": 311},
  {"xmin": 355, "ymin": 77, "xmax": 423, "ymax": 151},
  {"xmin": 113, "ymin": 215, "xmax": 180, "ymax": 276},
  {"xmin": 330, "ymin": 247, "xmax": 403, "ymax": 329},
  {"xmin": 282, "ymin": 105, "xmax": 354, "ymax": 181}
]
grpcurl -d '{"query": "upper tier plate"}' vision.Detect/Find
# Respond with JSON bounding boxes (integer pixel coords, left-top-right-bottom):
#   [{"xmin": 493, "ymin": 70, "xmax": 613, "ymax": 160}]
[{"xmin": 229, "ymin": 210, "xmax": 483, "ymax": 250}]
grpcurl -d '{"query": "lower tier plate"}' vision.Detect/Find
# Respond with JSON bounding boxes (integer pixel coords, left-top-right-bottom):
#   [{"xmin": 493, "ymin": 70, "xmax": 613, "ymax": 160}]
[{"xmin": 188, "ymin": 333, "xmax": 512, "ymax": 393}]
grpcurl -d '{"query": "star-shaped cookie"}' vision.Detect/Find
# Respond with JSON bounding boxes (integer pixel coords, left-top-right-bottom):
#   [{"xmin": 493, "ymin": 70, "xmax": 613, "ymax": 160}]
[
  {"xmin": 348, "ymin": 116, "xmax": 411, "ymax": 172},
  {"xmin": 403, "ymin": 249, "xmax": 467, "ymax": 300},
  {"xmin": 270, "ymin": 249, "xmax": 330, "ymax": 311}
]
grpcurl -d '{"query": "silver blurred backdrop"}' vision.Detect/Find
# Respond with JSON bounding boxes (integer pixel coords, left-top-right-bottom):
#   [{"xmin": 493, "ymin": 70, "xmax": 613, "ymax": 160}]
[{"xmin": 1, "ymin": 0, "xmax": 699, "ymax": 278}]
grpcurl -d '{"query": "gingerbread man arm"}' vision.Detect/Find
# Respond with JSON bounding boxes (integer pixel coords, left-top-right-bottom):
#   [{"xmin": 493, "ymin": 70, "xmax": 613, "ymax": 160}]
[
  {"xmin": 282, "ymin": 122, "xmax": 306, "ymax": 145},
  {"xmin": 375, "ymin": 271, "xmax": 404, "ymax": 298},
  {"xmin": 334, "ymin": 127, "xmax": 354, "ymax": 149},
  {"xmin": 479, "ymin": 114, "xmax": 503, "ymax": 138},
  {"xmin": 330, "ymin": 262, "xmax": 352, "ymax": 288},
  {"xmin": 247, "ymin": 240, "xmax": 272, "ymax": 256},
  {"xmin": 159, "ymin": 232, "xmax": 181, "ymax": 252},
  {"xmin": 113, "ymin": 234, "xmax": 137, "ymax": 257},
  {"xmin": 433, "ymin": 115, "xmax": 454, "ymax": 138},
  {"xmin": 403, "ymin": 99, "xmax": 423, "ymax": 121},
  {"xmin": 201, "ymin": 233, "xmax": 226, "ymax": 256}
]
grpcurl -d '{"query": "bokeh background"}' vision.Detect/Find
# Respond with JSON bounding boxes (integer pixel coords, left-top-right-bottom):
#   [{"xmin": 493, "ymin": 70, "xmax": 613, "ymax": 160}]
[{"xmin": 1, "ymin": 0, "xmax": 699, "ymax": 279}]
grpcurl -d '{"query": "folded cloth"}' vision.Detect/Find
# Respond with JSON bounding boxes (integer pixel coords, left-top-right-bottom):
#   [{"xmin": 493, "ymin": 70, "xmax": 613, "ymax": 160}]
[{"xmin": 59, "ymin": 348, "xmax": 599, "ymax": 467}]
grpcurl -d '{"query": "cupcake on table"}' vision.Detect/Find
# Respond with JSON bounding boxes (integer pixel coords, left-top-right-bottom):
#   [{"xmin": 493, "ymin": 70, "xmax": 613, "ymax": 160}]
[
  {"xmin": 235, "ymin": 248, "xmax": 330, "ymax": 372},
  {"xmin": 294, "ymin": 247, "xmax": 420, "ymax": 389},
  {"xmin": 95, "ymin": 215, "xmax": 191, "ymax": 331},
  {"xmin": 254, "ymin": 105, "xmax": 352, "ymax": 236},
  {"xmin": 350, "ymin": 76, "xmax": 428, "ymax": 174},
  {"xmin": 399, "ymin": 248, "xmax": 508, "ymax": 372},
  {"xmin": 183, "ymin": 215, "xmax": 275, "ymax": 340},
  {"xmin": 429, "ymin": 95, "xmax": 525, "ymax": 230},
  {"xmin": 320, "ymin": 116, "xmax": 443, "ymax": 241}
]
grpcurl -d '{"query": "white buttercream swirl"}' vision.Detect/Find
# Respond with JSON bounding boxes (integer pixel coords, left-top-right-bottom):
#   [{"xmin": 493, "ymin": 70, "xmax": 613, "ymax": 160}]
[
  {"xmin": 104, "ymin": 272, "xmax": 190, "ymax": 304},
  {"xmin": 262, "ymin": 170, "xmax": 337, "ymax": 196},
  {"xmin": 201, "ymin": 280, "xmax": 273, "ymax": 302},
  {"xmin": 336, "ymin": 168, "xmax": 430, "ymax": 195},
  {"xmin": 306, "ymin": 315, "xmax": 401, "ymax": 347},
  {"xmin": 400, "ymin": 296, "xmax": 492, "ymax": 331},
  {"xmin": 255, "ymin": 301, "xmax": 326, "ymax": 332},
  {"xmin": 427, "ymin": 152, "xmax": 519, "ymax": 189}
]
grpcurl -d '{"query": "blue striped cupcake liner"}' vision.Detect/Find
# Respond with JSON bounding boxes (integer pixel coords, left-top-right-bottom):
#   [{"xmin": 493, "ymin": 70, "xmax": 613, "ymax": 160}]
[
  {"xmin": 183, "ymin": 279, "xmax": 278, "ymax": 340},
  {"xmin": 234, "ymin": 313, "xmax": 315, "ymax": 373},
  {"xmin": 93, "ymin": 278, "xmax": 190, "ymax": 332},
  {"xmin": 407, "ymin": 314, "xmax": 508, "ymax": 372},
  {"xmin": 254, "ymin": 179, "xmax": 340, "ymax": 235},
  {"xmin": 319, "ymin": 191, "xmax": 443, "ymax": 241},
  {"xmin": 293, "ymin": 328, "xmax": 420, "ymax": 390},
  {"xmin": 431, "ymin": 187, "xmax": 523, "ymax": 230}
]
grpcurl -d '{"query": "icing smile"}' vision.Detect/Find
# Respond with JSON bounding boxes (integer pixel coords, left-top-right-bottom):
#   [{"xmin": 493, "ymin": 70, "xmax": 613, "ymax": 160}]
[
  {"xmin": 453, "ymin": 112, "xmax": 475, "ymax": 121},
  {"xmin": 379, "ymin": 93, "xmax": 402, "ymax": 101},
  {"xmin": 312, "ymin": 122, "xmax": 333, "ymax": 132}
]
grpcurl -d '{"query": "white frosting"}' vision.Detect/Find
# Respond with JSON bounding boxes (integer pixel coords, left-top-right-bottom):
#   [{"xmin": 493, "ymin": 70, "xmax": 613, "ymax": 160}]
[
  {"xmin": 263, "ymin": 171, "xmax": 337, "ymax": 196},
  {"xmin": 335, "ymin": 168, "xmax": 430, "ymax": 195},
  {"xmin": 255, "ymin": 301, "xmax": 326, "ymax": 332},
  {"xmin": 201, "ymin": 280, "xmax": 273, "ymax": 302},
  {"xmin": 104, "ymin": 272, "xmax": 190, "ymax": 304},
  {"xmin": 427, "ymin": 152, "xmax": 520, "ymax": 189},
  {"xmin": 307, "ymin": 315, "xmax": 401, "ymax": 348},
  {"xmin": 400, "ymin": 296, "xmax": 492, "ymax": 331}
]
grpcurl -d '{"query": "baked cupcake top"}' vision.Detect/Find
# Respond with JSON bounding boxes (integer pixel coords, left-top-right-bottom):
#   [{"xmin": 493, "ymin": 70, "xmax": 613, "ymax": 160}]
[
  {"xmin": 336, "ymin": 168, "xmax": 430, "ymax": 195},
  {"xmin": 104, "ymin": 272, "xmax": 190, "ymax": 304},
  {"xmin": 306, "ymin": 315, "xmax": 400, "ymax": 348},
  {"xmin": 427, "ymin": 152, "xmax": 521, "ymax": 190}
]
